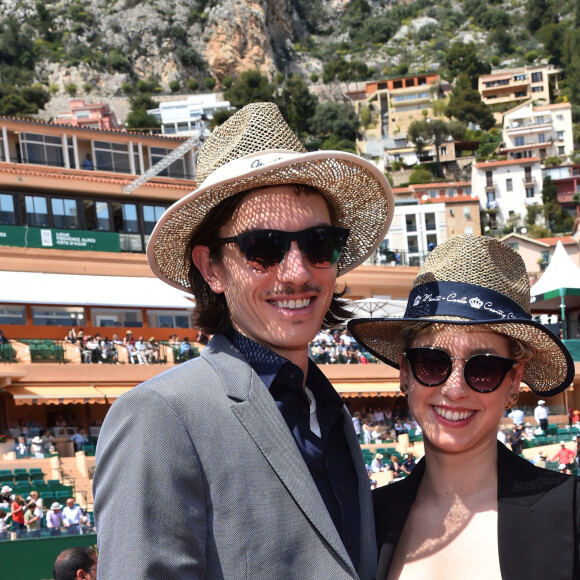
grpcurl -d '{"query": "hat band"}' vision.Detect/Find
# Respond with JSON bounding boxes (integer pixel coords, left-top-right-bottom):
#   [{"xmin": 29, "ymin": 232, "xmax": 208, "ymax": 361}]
[{"xmin": 405, "ymin": 281, "xmax": 530, "ymax": 321}]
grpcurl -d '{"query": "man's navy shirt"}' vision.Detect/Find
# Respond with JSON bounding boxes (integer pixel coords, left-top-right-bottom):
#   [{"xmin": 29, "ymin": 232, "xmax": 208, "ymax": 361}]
[{"xmin": 228, "ymin": 330, "xmax": 361, "ymax": 569}]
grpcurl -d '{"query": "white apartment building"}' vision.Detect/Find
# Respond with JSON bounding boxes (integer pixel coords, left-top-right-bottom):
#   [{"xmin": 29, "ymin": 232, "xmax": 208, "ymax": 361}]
[
  {"xmin": 148, "ymin": 94, "xmax": 231, "ymax": 135},
  {"xmin": 502, "ymin": 102, "xmax": 574, "ymax": 161},
  {"xmin": 472, "ymin": 158, "xmax": 543, "ymax": 225},
  {"xmin": 379, "ymin": 201, "xmax": 446, "ymax": 266}
]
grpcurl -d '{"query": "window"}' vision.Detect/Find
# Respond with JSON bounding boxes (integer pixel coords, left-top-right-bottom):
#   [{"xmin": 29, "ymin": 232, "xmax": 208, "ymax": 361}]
[
  {"xmin": 526, "ymin": 187, "xmax": 535, "ymax": 198},
  {"xmin": 440, "ymin": 146, "xmax": 447, "ymax": 156},
  {"xmin": 150, "ymin": 147, "xmax": 190, "ymax": 179},
  {"xmin": 538, "ymin": 133, "xmax": 546, "ymax": 143},
  {"xmin": 531, "ymin": 71, "xmax": 543, "ymax": 83},
  {"xmin": 0, "ymin": 193, "xmax": 16, "ymax": 225},
  {"xmin": 147, "ymin": 310, "xmax": 192, "ymax": 329},
  {"xmin": 0, "ymin": 132, "xmax": 4, "ymax": 162},
  {"xmin": 447, "ymin": 189, "xmax": 457, "ymax": 197},
  {"xmin": 142, "ymin": 204, "xmax": 166, "ymax": 235},
  {"xmin": 32, "ymin": 306, "xmax": 85, "ymax": 326},
  {"xmin": 91, "ymin": 308, "xmax": 143, "ymax": 327},
  {"xmin": 506, "ymin": 242, "xmax": 519, "ymax": 251},
  {"xmin": 531, "ymin": 86, "xmax": 543, "ymax": 93},
  {"xmin": 514, "ymin": 91, "xmax": 527, "ymax": 98},
  {"xmin": 536, "ymin": 116, "xmax": 544, "ymax": 124},
  {"xmin": 559, "ymin": 146, "xmax": 565, "ymax": 155},
  {"xmin": 112, "ymin": 202, "xmax": 139, "ymax": 233},
  {"xmin": 0, "ymin": 304, "xmax": 26, "ymax": 325},
  {"xmin": 83, "ymin": 200, "xmax": 111, "ymax": 231},
  {"xmin": 405, "ymin": 215, "xmax": 417, "ymax": 232},
  {"xmin": 464, "ymin": 226, "xmax": 473, "ymax": 234},
  {"xmin": 541, "ymin": 250, "xmax": 550, "ymax": 263},
  {"xmin": 557, "ymin": 131, "xmax": 564, "ymax": 140},
  {"xmin": 51, "ymin": 198, "xmax": 79, "ymax": 229},
  {"xmin": 20, "ymin": 133, "xmax": 65, "ymax": 167},
  {"xmin": 515, "ymin": 137, "xmax": 524, "ymax": 147},
  {"xmin": 425, "ymin": 212, "xmax": 436, "ymax": 231},
  {"xmin": 463, "ymin": 206, "xmax": 472, "ymax": 219},
  {"xmin": 94, "ymin": 141, "xmax": 132, "ymax": 173},
  {"xmin": 556, "ymin": 114, "xmax": 564, "ymax": 121},
  {"xmin": 506, "ymin": 178, "xmax": 513, "ymax": 191},
  {"xmin": 513, "ymin": 74, "xmax": 526, "ymax": 81},
  {"xmin": 23, "ymin": 195, "xmax": 48, "ymax": 227}
]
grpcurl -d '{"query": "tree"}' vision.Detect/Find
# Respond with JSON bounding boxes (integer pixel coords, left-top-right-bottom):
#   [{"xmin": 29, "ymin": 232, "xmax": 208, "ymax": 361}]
[
  {"xmin": 407, "ymin": 119, "xmax": 466, "ymax": 177},
  {"xmin": 408, "ymin": 166, "xmax": 434, "ymax": 184},
  {"xmin": 310, "ymin": 102, "xmax": 359, "ymax": 143},
  {"xmin": 277, "ymin": 75, "xmax": 318, "ymax": 136},
  {"xmin": 445, "ymin": 73, "xmax": 496, "ymax": 130},
  {"xmin": 444, "ymin": 42, "xmax": 491, "ymax": 87},
  {"xmin": 224, "ymin": 70, "xmax": 276, "ymax": 110},
  {"xmin": 542, "ymin": 176, "xmax": 574, "ymax": 233},
  {"xmin": 125, "ymin": 94, "xmax": 161, "ymax": 130}
]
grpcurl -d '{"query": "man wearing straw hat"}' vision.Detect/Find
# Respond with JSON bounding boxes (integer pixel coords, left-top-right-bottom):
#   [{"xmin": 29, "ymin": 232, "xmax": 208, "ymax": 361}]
[{"xmin": 94, "ymin": 102, "xmax": 394, "ymax": 579}]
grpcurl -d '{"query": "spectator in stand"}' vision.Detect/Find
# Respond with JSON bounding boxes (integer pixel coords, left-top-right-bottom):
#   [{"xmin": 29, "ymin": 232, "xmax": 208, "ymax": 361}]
[
  {"xmin": 29, "ymin": 490, "xmax": 43, "ymax": 513},
  {"xmin": 24, "ymin": 501, "xmax": 41, "ymax": 538},
  {"xmin": 0, "ymin": 329, "xmax": 8, "ymax": 344},
  {"xmin": 0, "ymin": 508, "xmax": 11, "ymax": 541},
  {"xmin": 14, "ymin": 436, "xmax": 28, "ymax": 457},
  {"xmin": 179, "ymin": 337, "xmax": 193, "ymax": 360},
  {"xmin": 168, "ymin": 333, "xmax": 179, "ymax": 346},
  {"xmin": 53, "ymin": 546, "xmax": 98, "ymax": 580},
  {"xmin": 534, "ymin": 452, "xmax": 547, "ymax": 468},
  {"xmin": 41, "ymin": 429, "xmax": 56, "ymax": 453},
  {"xmin": 507, "ymin": 423, "xmax": 525, "ymax": 455},
  {"xmin": 76, "ymin": 329, "xmax": 85, "ymax": 345},
  {"xmin": 46, "ymin": 502, "xmax": 64, "ymax": 536},
  {"xmin": 573, "ymin": 410, "xmax": 580, "ymax": 427},
  {"xmin": 10, "ymin": 494, "xmax": 26, "ymax": 538},
  {"xmin": 30, "ymin": 436, "xmax": 44, "ymax": 458},
  {"xmin": 388, "ymin": 455, "xmax": 404, "ymax": 479},
  {"xmin": 362, "ymin": 421, "xmax": 373, "ymax": 445},
  {"xmin": 371, "ymin": 453, "xmax": 384, "ymax": 473},
  {"xmin": 523, "ymin": 422, "xmax": 536, "ymax": 442},
  {"xmin": 123, "ymin": 330, "xmax": 134, "ymax": 346},
  {"xmin": 508, "ymin": 406, "xmax": 524, "ymax": 426},
  {"xmin": 551, "ymin": 441, "xmax": 576, "ymax": 472},
  {"xmin": 64, "ymin": 329, "xmax": 77, "ymax": 344},
  {"xmin": 62, "ymin": 498, "xmax": 82, "ymax": 535},
  {"xmin": 135, "ymin": 337, "xmax": 150, "ymax": 365},
  {"xmin": 71, "ymin": 429, "xmax": 89, "ymax": 452},
  {"xmin": 497, "ymin": 425, "xmax": 507, "ymax": 446},
  {"xmin": 82, "ymin": 153, "xmax": 94, "ymax": 170},
  {"xmin": 402, "ymin": 453, "xmax": 416, "ymax": 475},
  {"xmin": 352, "ymin": 412, "xmax": 362, "ymax": 438},
  {"xmin": 374, "ymin": 407, "xmax": 385, "ymax": 424},
  {"xmin": 146, "ymin": 337, "xmax": 160, "ymax": 363},
  {"xmin": 0, "ymin": 486, "xmax": 11, "ymax": 512},
  {"xmin": 534, "ymin": 399, "xmax": 549, "ymax": 433}
]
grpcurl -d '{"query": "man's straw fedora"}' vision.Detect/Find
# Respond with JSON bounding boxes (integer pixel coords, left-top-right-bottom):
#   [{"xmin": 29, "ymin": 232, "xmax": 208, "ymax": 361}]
[
  {"xmin": 348, "ymin": 235, "xmax": 574, "ymax": 396},
  {"xmin": 147, "ymin": 102, "xmax": 394, "ymax": 293}
]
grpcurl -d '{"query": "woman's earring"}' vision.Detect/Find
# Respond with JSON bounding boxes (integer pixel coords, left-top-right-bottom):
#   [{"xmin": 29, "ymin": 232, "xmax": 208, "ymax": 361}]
[
  {"xmin": 504, "ymin": 401, "xmax": 512, "ymax": 410},
  {"xmin": 510, "ymin": 392, "xmax": 519, "ymax": 402},
  {"xmin": 400, "ymin": 383, "xmax": 409, "ymax": 396}
]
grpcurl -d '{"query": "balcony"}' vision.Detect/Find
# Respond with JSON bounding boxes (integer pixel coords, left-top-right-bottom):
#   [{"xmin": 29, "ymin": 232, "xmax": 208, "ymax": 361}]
[
  {"xmin": 523, "ymin": 176, "xmax": 537, "ymax": 186},
  {"xmin": 485, "ymin": 181, "xmax": 496, "ymax": 191}
]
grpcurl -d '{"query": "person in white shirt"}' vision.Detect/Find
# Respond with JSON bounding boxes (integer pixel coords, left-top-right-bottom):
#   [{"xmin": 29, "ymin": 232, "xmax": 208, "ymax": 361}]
[
  {"xmin": 534, "ymin": 399, "xmax": 549, "ymax": 433},
  {"xmin": 62, "ymin": 498, "xmax": 82, "ymax": 535},
  {"xmin": 508, "ymin": 407, "xmax": 524, "ymax": 426},
  {"xmin": 371, "ymin": 453, "xmax": 384, "ymax": 473}
]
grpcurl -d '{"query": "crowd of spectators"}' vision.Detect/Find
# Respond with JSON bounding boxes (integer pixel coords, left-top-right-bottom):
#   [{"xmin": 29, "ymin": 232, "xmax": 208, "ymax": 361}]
[
  {"xmin": 351, "ymin": 405, "xmax": 418, "ymax": 445},
  {"xmin": 0, "ymin": 488, "xmax": 93, "ymax": 541},
  {"xmin": 309, "ymin": 329, "xmax": 376, "ymax": 364}
]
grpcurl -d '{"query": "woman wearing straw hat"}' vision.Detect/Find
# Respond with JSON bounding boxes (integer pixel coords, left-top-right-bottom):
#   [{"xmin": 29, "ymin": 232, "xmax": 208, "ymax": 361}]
[{"xmin": 348, "ymin": 235, "xmax": 580, "ymax": 580}]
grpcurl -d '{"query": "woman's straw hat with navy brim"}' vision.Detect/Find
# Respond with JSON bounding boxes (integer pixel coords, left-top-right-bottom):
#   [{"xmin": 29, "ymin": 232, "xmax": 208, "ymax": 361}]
[
  {"xmin": 147, "ymin": 102, "xmax": 394, "ymax": 294},
  {"xmin": 348, "ymin": 234, "xmax": 574, "ymax": 397}
]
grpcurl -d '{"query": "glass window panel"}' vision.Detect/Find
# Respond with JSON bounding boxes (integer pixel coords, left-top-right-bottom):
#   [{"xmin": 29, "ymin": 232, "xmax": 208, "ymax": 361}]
[
  {"xmin": 92, "ymin": 308, "xmax": 143, "ymax": 327},
  {"xmin": 32, "ymin": 306, "xmax": 85, "ymax": 326},
  {"xmin": 24, "ymin": 196, "xmax": 49, "ymax": 227},
  {"xmin": 0, "ymin": 193, "xmax": 16, "ymax": 225},
  {"xmin": 94, "ymin": 141, "xmax": 130, "ymax": 173},
  {"xmin": 147, "ymin": 310, "xmax": 192, "ymax": 329},
  {"xmin": 51, "ymin": 198, "xmax": 79, "ymax": 229},
  {"xmin": 0, "ymin": 304, "xmax": 26, "ymax": 325},
  {"xmin": 142, "ymin": 204, "xmax": 166, "ymax": 234},
  {"xmin": 21, "ymin": 133, "xmax": 64, "ymax": 167}
]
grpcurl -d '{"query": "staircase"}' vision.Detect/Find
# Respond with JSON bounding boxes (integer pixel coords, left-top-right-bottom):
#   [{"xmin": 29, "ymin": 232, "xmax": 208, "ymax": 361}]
[{"xmin": 59, "ymin": 456, "xmax": 94, "ymax": 510}]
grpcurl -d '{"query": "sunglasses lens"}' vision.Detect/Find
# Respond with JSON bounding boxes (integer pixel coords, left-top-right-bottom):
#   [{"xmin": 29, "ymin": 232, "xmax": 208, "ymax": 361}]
[
  {"xmin": 465, "ymin": 355, "xmax": 513, "ymax": 393},
  {"xmin": 406, "ymin": 348, "xmax": 451, "ymax": 386},
  {"xmin": 242, "ymin": 231, "xmax": 286, "ymax": 270},
  {"xmin": 303, "ymin": 227, "xmax": 345, "ymax": 266}
]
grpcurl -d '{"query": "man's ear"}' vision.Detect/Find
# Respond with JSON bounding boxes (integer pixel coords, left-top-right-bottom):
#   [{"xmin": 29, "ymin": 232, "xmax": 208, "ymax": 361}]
[{"xmin": 192, "ymin": 245, "xmax": 224, "ymax": 294}]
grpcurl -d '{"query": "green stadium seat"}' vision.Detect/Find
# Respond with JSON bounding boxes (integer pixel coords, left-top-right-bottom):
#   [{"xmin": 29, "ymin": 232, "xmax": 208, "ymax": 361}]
[
  {"xmin": 13, "ymin": 469, "xmax": 29, "ymax": 482},
  {"xmin": 0, "ymin": 470, "xmax": 13, "ymax": 484},
  {"xmin": 46, "ymin": 479, "xmax": 61, "ymax": 487}
]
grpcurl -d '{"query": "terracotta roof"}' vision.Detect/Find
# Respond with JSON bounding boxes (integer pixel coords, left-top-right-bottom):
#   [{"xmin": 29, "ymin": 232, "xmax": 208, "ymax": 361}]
[
  {"xmin": 0, "ymin": 163, "xmax": 195, "ymax": 191},
  {"xmin": 411, "ymin": 181, "xmax": 471, "ymax": 189},
  {"xmin": 0, "ymin": 115, "xmax": 186, "ymax": 142},
  {"xmin": 474, "ymin": 157, "xmax": 540, "ymax": 168},
  {"xmin": 536, "ymin": 236, "xmax": 576, "ymax": 246}
]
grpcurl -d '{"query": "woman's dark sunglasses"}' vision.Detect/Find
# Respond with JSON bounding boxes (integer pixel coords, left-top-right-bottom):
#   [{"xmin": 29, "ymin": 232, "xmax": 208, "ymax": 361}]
[
  {"xmin": 403, "ymin": 347, "xmax": 517, "ymax": 393},
  {"xmin": 213, "ymin": 226, "xmax": 350, "ymax": 271}
]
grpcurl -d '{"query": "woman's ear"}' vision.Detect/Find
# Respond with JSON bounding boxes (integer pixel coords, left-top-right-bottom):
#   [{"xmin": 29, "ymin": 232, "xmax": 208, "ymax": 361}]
[
  {"xmin": 508, "ymin": 362, "xmax": 525, "ymax": 399},
  {"xmin": 192, "ymin": 245, "xmax": 224, "ymax": 294},
  {"xmin": 398, "ymin": 351, "xmax": 410, "ymax": 385}
]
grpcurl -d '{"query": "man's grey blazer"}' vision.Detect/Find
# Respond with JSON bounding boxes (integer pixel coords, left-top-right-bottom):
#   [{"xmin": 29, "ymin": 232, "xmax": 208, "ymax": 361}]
[{"xmin": 94, "ymin": 334, "xmax": 377, "ymax": 579}]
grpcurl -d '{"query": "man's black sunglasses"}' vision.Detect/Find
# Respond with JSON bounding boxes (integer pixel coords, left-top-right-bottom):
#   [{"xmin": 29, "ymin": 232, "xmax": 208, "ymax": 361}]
[
  {"xmin": 403, "ymin": 347, "xmax": 517, "ymax": 393},
  {"xmin": 213, "ymin": 226, "xmax": 350, "ymax": 271}
]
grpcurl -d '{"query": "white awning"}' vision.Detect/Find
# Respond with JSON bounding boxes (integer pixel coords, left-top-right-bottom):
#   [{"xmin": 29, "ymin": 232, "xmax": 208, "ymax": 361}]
[{"xmin": 0, "ymin": 271, "xmax": 193, "ymax": 308}]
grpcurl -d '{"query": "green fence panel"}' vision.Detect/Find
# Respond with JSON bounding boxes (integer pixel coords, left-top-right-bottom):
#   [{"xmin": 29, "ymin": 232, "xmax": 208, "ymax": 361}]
[{"xmin": 0, "ymin": 533, "xmax": 97, "ymax": 580}]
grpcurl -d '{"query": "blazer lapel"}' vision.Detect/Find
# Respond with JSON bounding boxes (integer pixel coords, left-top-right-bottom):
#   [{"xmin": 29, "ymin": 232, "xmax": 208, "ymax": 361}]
[
  {"xmin": 203, "ymin": 336, "xmax": 356, "ymax": 575},
  {"xmin": 497, "ymin": 443, "xmax": 576, "ymax": 580}
]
